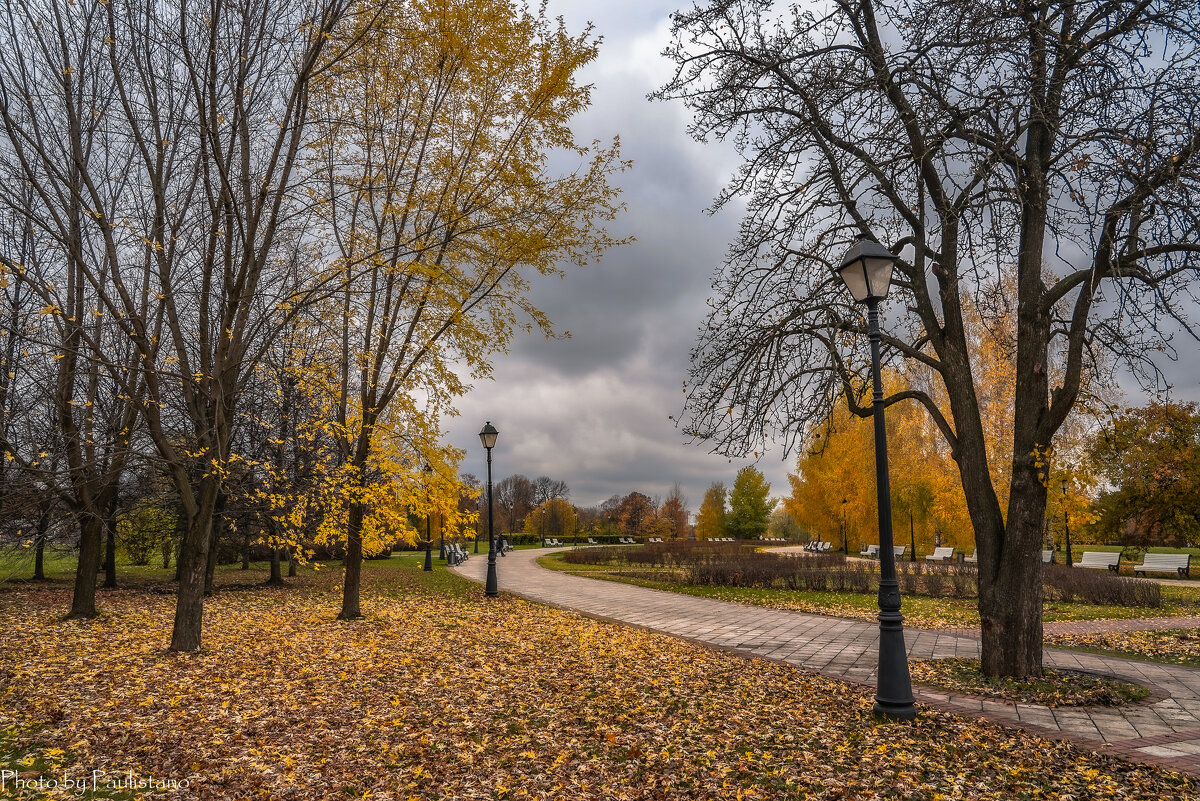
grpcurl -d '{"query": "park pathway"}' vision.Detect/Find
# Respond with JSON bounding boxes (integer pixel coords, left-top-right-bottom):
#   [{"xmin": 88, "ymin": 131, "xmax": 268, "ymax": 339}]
[{"xmin": 453, "ymin": 547, "xmax": 1200, "ymax": 777}]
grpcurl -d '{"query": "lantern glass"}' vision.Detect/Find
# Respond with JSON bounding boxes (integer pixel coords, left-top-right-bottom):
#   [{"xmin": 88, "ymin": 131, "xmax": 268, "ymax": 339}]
[
  {"xmin": 835, "ymin": 237, "xmax": 896, "ymax": 303},
  {"xmin": 479, "ymin": 421, "xmax": 499, "ymax": 449}
]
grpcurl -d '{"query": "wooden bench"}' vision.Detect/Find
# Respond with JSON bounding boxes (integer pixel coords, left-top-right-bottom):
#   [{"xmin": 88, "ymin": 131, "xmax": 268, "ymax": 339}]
[
  {"xmin": 860, "ymin": 544, "xmax": 879, "ymax": 558},
  {"xmin": 893, "ymin": 545, "xmax": 907, "ymax": 559},
  {"xmin": 1133, "ymin": 553, "xmax": 1191, "ymax": 578},
  {"xmin": 446, "ymin": 544, "xmax": 468, "ymax": 566},
  {"xmin": 925, "ymin": 547, "xmax": 955, "ymax": 563},
  {"xmin": 1074, "ymin": 551, "xmax": 1120, "ymax": 573}
]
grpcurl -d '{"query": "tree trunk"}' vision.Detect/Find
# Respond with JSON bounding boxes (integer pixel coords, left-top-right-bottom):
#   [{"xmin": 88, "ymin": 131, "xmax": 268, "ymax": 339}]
[
  {"xmin": 32, "ymin": 506, "xmax": 50, "ymax": 580},
  {"xmin": 242, "ymin": 531, "xmax": 251, "ymax": 570},
  {"xmin": 33, "ymin": 538, "xmax": 46, "ymax": 581},
  {"xmin": 979, "ymin": 480, "xmax": 1046, "ymax": 677},
  {"xmin": 338, "ymin": 501, "xmax": 364, "ymax": 620},
  {"xmin": 68, "ymin": 516, "xmax": 104, "ymax": 618},
  {"xmin": 268, "ymin": 548, "xmax": 284, "ymax": 586},
  {"xmin": 103, "ymin": 516, "xmax": 117, "ymax": 588},
  {"xmin": 287, "ymin": 549, "xmax": 297, "ymax": 577},
  {"xmin": 170, "ymin": 513, "xmax": 214, "ymax": 651}
]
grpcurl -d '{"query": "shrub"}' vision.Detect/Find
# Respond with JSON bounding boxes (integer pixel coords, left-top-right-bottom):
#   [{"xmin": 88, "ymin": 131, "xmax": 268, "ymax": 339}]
[{"xmin": 1043, "ymin": 565, "xmax": 1162, "ymax": 608}]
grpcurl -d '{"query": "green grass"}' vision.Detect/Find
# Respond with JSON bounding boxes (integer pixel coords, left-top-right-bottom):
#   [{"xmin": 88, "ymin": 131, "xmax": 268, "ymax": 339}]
[
  {"xmin": 538, "ymin": 554, "xmax": 1200, "ymax": 630},
  {"xmin": 909, "ymin": 658, "xmax": 1152, "ymax": 707}
]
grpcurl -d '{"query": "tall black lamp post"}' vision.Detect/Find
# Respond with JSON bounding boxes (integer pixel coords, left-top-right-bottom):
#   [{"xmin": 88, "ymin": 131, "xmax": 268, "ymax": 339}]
[
  {"xmin": 1061, "ymin": 478, "xmax": 1073, "ymax": 567},
  {"xmin": 833, "ymin": 234, "xmax": 916, "ymax": 721},
  {"xmin": 841, "ymin": 497, "xmax": 849, "ymax": 554},
  {"xmin": 480, "ymin": 422, "xmax": 499, "ymax": 597},
  {"xmin": 423, "ymin": 464, "xmax": 433, "ymax": 571}
]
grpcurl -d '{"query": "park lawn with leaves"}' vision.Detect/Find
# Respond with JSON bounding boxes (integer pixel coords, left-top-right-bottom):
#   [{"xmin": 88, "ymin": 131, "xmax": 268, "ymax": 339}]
[
  {"xmin": 1046, "ymin": 629, "xmax": 1200, "ymax": 669},
  {"xmin": 539, "ymin": 556, "xmax": 1200, "ymax": 631},
  {"xmin": 2, "ymin": 556, "xmax": 1198, "ymax": 800},
  {"xmin": 909, "ymin": 658, "xmax": 1152, "ymax": 708}
]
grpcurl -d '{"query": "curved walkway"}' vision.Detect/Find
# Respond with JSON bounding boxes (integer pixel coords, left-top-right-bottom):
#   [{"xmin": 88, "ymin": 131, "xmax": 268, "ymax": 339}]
[{"xmin": 453, "ymin": 547, "xmax": 1200, "ymax": 776}]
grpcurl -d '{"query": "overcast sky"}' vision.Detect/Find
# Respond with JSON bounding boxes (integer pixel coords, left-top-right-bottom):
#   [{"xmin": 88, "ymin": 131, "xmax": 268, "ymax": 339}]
[{"xmin": 442, "ymin": 1, "xmax": 1200, "ymax": 513}]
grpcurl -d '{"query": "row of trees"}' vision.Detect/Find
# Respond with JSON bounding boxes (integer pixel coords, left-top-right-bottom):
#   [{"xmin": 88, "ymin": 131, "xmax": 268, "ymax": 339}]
[
  {"xmin": 488, "ymin": 481, "xmax": 694, "ymax": 543},
  {"xmin": 0, "ymin": 0, "xmax": 624, "ymax": 650}
]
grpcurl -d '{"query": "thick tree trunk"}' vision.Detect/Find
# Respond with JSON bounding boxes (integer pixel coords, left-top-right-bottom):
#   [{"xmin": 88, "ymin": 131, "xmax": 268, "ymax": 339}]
[
  {"xmin": 34, "ymin": 538, "xmax": 46, "ymax": 580},
  {"xmin": 339, "ymin": 502, "xmax": 364, "ymax": 620},
  {"xmin": 68, "ymin": 516, "xmax": 104, "ymax": 618},
  {"xmin": 170, "ymin": 513, "xmax": 214, "ymax": 651},
  {"xmin": 268, "ymin": 548, "xmax": 284, "ymax": 585},
  {"xmin": 287, "ymin": 550, "xmax": 297, "ymax": 577},
  {"xmin": 979, "ymin": 484, "xmax": 1045, "ymax": 678}
]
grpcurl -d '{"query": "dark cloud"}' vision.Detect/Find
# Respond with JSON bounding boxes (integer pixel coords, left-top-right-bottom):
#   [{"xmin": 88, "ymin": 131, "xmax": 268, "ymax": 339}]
[{"xmin": 447, "ymin": 1, "xmax": 1200, "ymax": 514}]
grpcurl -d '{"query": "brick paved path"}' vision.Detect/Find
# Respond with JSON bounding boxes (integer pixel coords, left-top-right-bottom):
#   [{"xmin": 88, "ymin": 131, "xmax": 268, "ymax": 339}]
[{"xmin": 453, "ymin": 547, "xmax": 1200, "ymax": 776}]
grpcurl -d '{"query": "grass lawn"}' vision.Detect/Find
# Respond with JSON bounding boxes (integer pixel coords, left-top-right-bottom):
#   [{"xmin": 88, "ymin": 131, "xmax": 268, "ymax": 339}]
[
  {"xmin": 2, "ymin": 555, "xmax": 1197, "ymax": 799},
  {"xmin": 538, "ymin": 556, "xmax": 1200, "ymax": 631}
]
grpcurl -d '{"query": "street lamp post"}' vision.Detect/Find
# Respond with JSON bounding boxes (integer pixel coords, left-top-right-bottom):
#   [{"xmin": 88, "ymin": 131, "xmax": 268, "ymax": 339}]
[
  {"xmin": 1061, "ymin": 478, "xmax": 1073, "ymax": 567},
  {"xmin": 841, "ymin": 497, "xmax": 848, "ymax": 555},
  {"xmin": 423, "ymin": 464, "xmax": 433, "ymax": 571},
  {"xmin": 833, "ymin": 234, "xmax": 917, "ymax": 720},
  {"xmin": 480, "ymin": 422, "xmax": 499, "ymax": 597}
]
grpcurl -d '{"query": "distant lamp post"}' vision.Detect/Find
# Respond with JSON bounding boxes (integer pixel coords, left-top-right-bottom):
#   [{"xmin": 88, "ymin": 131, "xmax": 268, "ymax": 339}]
[
  {"xmin": 1061, "ymin": 478, "xmax": 1073, "ymax": 567},
  {"xmin": 480, "ymin": 422, "xmax": 499, "ymax": 597},
  {"xmin": 841, "ymin": 497, "xmax": 849, "ymax": 555},
  {"xmin": 423, "ymin": 464, "xmax": 433, "ymax": 572},
  {"xmin": 833, "ymin": 234, "xmax": 916, "ymax": 721}
]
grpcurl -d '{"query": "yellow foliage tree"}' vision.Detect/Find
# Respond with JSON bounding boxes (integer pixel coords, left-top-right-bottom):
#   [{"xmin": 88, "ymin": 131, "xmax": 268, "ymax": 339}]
[
  {"xmin": 524, "ymin": 498, "xmax": 576, "ymax": 543},
  {"xmin": 310, "ymin": 0, "xmax": 626, "ymax": 619}
]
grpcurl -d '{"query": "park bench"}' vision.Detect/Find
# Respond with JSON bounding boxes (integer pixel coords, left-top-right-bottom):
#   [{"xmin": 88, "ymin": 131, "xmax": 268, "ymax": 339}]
[
  {"xmin": 1074, "ymin": 551, "xmax": 1120, "ymax": 573},
  {"xmin": 963, "ymin": 550, "xmax": 978, "ymax": 563},
  {"xmin": 1133, "ymin": 553, "xmax": 1191, "ymax": 578},
  {"xmin": 818, "ymin": 541, "xmax": 833, "ymax": 552},
  {"xmin": 587, "ymin": 538, "xmax": 599, "ymax": 545},
  {"xmin": 893, "ymin": 545, "xmax": 906, "ymax": 559},
  {"xmin": 925, "ymin": 547, "xmax": 955, "ymax": 563},
  {"xmin": 499, "ymin": 537, "xmax": 513, "ymax": 554},
  {"xmin": 446, "ymin": 544, "xmax": 468, "ymax": 566},
  {"xmin": 860, "ymin": 544, "xmax": 879, "ymax": 558}
]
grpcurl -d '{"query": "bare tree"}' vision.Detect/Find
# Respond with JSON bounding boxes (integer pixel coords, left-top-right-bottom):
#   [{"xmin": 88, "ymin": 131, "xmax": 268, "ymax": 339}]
[
  {"xmin": 0, "ymin": 0, "xmax": 356, "ymax": 647},
  {"xmin": 658, "ymin": 0, "xmax": 1200, "ymax": 676}
]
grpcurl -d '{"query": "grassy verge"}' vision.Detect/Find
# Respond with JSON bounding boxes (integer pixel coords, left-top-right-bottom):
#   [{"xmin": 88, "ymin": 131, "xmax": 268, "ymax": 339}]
[
  {"xmin": 3, "ymin": 554, "xmax": 1197, "ymax": 799},
  {"xmin": 909, "ymin": 658, "xmax": 1151, "ymax": 707},
  {"xmin": 538, "ymin": 555, "xmax": 1200, "ymax": 631},
  {"xmin": 1046, "ymin": 629, "xmax": 1200, "ymax": 668}
]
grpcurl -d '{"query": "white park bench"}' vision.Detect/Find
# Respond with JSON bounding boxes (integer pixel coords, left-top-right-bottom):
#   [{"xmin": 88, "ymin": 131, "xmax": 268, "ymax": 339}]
[
  {"xmin": 860, "ymin": 544, "xmax": 879, "ymax": 558},
  {"xmin": 925, "ymin": 547, "xmax": 955, "ymax": 563},
  {"xmin": 1073, "ymin": 551, "xmax": 1120, "ymax": 573},
  {"xmin": 1133, "ymin": 553, "xmax": 1191, "ymax": 578},
  {"xmin": 963, "ymin": 550, "xmax": 978, "ymax": 564},
  {"xmin": 893, "ymin": 545, "xmax": 907, "ymax": 559}
]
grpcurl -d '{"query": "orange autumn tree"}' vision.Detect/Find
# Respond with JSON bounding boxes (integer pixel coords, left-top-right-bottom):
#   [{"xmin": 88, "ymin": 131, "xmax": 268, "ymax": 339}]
[{"xmin": 310, "ymin": 0, "xmax": 626, "ymax": 619}]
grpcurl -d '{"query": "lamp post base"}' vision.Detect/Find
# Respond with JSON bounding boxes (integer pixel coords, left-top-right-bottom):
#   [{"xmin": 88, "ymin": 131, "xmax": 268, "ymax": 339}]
[
  {"xmin": 485, "ymin": 555, "xmax": 498, "ymax": 597},
  {"xmin": 874, "ymin": 603, "xmax": 916, "ymax": 721}
]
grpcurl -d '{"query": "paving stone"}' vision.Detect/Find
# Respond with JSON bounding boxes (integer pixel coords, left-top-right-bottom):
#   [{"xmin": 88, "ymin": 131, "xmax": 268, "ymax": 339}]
[{"xmin": 453, "ymin": 547, "xmax": 1200, "ymax": 777}]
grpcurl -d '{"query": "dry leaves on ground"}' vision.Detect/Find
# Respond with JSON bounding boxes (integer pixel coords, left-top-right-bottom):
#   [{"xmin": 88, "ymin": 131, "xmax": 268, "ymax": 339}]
[
  {"xmin": 1047, "ymin": 628, "xmax": 1200, "ymax": 667},
  {"xmin": 0, "ymin": 564, "xmax": 1195, "ymax": 800}
]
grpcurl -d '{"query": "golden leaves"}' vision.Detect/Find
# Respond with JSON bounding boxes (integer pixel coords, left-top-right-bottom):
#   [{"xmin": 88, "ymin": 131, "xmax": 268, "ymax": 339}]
[{"xmin": 1, "ymin": 563, "xmax": 1195, "ymax": 800}]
